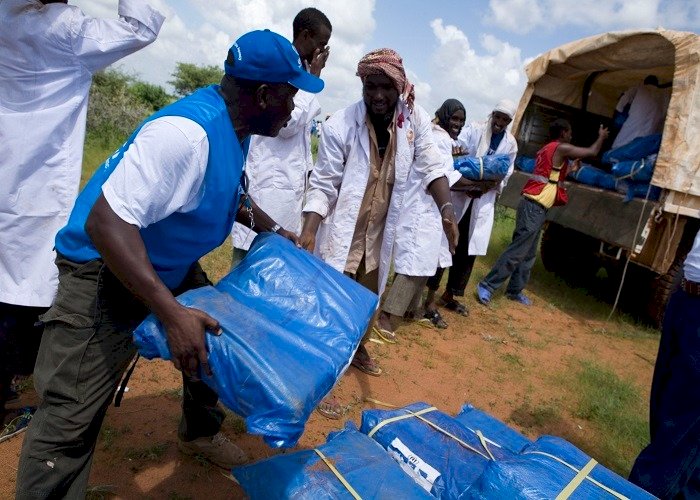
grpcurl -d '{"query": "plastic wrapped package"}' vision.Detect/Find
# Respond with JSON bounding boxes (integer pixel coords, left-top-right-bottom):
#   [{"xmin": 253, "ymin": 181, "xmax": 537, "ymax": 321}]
[
  {"xmin": 610, "ymin": 154, "xmax": 656, "ymax": 183},
  {"xmin": 359, "ymin": 402, "xmax": 508, "ymax": 498},
  {"xmin": 454, "ymin": 404, "xmax": 532, "ymax": 455},
  {"xmin": 133, "ymin": 233, "xmax": 379, "ymax": 447},
  {"xmin": 602, "ymin": 134, "xmax": 662, "ymax": 164},
  {"xmin": 515, "ymin": 156, "xmax": 536, "ymax": 173},
  {"xmin": 232, "ymin": 424, "xmax": 433, "ymax": 500},
  {"xmin": 567, "ymin": 164, "xmax": 618, "ymax": 190},
  {"xmin": 453, "ymin": 154, "xmax": 511, "ymax": 180},
  {"xmin": 468, "ymin": 435, "xmax": 657, "ymax": 500}
]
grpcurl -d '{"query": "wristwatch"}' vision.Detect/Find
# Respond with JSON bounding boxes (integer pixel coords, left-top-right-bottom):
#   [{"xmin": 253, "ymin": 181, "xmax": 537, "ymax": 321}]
[{"xmin": 270, "ymin": 223, "xmax": 281, "ymax": 233}]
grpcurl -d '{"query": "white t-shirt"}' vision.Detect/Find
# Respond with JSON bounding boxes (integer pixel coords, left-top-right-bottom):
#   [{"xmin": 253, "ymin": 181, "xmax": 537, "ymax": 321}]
[
  {"xmin": 684, "ymin": 229, "xmax": 700, "ymax": 283},
  {"xmin": 102, "ymin": 116, "xmax": 209, "ymax": 228}
]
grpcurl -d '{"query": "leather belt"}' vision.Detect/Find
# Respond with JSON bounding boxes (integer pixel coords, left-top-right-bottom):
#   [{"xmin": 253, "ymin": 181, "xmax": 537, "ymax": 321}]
[{"xmin": 681, "ymin": 278, "xmax": 700, "ymax": 296}]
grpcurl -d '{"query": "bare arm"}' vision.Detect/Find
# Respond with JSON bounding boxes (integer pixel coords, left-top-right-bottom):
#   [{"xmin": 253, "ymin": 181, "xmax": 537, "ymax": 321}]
[
  {"xmin": 554, "ymin": 125, "xmax": 609, "ymax": 166},
  {"xmin": 86, "ymin": 195, "xmax": 219, "ymax": 378},
  {"xmin": 428, "ymin": 176, "xmax": 459, "ymax": 254}
]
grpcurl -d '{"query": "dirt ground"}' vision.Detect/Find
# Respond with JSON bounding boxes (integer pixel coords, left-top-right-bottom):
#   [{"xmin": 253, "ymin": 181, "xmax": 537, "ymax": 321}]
[{"xmin": 0, "ymin": 286, "xmax": 659, "ymax": 499}]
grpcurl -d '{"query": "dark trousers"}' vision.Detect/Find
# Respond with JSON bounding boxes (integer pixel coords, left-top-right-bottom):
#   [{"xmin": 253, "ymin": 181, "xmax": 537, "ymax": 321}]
[
  {"xmin": 0, "ymin": 302, "xmax": 48, "ymax": 419},
  {"xmin": 427, "ymin": 202, "xmax": 476, "ymax": 296},
  {"xmin": 480, "ymin": 197, "xmax": 547, "ymax": 296},
  {"xmin": 15, "ymin": 256, "xmax": 224, "ymax": 500},
  {"xmin": 629, "ymin": 288, "xmax": 700, "ymax": 499}
]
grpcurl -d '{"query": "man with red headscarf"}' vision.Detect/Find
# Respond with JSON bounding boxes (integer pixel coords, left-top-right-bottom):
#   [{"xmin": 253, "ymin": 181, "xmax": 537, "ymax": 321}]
[{"xmin": 299, "ymin": 48, "xmax": 458, "ymax": 419}]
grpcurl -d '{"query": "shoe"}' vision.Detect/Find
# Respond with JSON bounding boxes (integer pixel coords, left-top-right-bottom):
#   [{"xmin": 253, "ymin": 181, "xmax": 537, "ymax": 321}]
[
  {"xmin": 476, "ymin": 283, "xmax": 492, "ymax": 305},
  {"xmin": 316, "ymin": 396, "xmax": 344, "ymax": 420},
  {"xmin": 506, "ymin": 293, "xmax": 532, "ymax": 306},
  {"xmin": 439, "ymin": 297, "xmax": 469, "ymax": 316},
  {"xmin": 178, "ymin": 432, "xmax": 247, "ymax": 469},
  {"xmin": 422, "ymin": 309, "xmax": 448, "ymax": 329},
  {"xmin": 372, "ymin": 326, "xmax": 397, "ymax": 344},
  {"xmin": 351, "ymin": 347, "xmax": 382, "ymax": 376},
  {"xmin": 0, "ymin": 406, "xmax": 35, "ymax": 444}
]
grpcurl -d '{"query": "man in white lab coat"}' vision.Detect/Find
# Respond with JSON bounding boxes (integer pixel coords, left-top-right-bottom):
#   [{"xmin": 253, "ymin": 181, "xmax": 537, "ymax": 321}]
[
  {"xmin": 299, "ymin": 49, "xmax": 458, "ymax": 418},
  {"xmin": 231, "ymin": 8, "xmax": 331, "ymax": 259},
  {"xmin": 424, "ymin": 100, "xmax": 518, "ymax": 323},
  {"xmin": 0, "ymin": 0, "xmax": 163, "ymax": 425}
]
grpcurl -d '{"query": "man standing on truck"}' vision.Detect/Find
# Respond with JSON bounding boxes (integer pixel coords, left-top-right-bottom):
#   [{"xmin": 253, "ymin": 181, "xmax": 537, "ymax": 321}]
[
  {"xmin": 476, "ymin": 119, "xmax": 609, "ymax": 306},
  {"xmin": 629, "ymin": 228, "xmax": 700, "ymax": 499}
]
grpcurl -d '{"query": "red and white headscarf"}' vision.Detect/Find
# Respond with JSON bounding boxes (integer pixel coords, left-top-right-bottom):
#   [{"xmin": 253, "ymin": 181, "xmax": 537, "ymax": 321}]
[{"xmin": 356, "ymin": 48, "xmax": 415, "ymax": 113}]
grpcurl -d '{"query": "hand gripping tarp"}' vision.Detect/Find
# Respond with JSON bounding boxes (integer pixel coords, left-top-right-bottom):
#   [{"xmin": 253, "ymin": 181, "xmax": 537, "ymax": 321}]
[
  {"xmin": 232, "ymin": 425, "xmax": 433, "ymax": 499},
  {"xmin": 453, "ymin": 154, "xmax": 511, "ymax": 181},
  {"xmin": 455, "ymin": 404, "xmax": 532, "ymax": 455},
  {"xmin": 359, "ymin": 402, "xmax": 510, "ymax": 499},
  {"xmin": 133, "ymin": 233, "xmax": 379, "ymax": 447},
  {"xmin": 469, "ymin": 435, "xmax": 657, "ymax": 500}
]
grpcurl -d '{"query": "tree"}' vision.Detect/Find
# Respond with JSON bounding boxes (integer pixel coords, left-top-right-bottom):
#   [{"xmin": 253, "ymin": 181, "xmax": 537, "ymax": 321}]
[
  {"xmin": 169, "ymin": 62, "xmax": 223, "ymax": 97},
  {"xmin": 129, "ymin": 81, "xmax": 173, "ymax": 111}
]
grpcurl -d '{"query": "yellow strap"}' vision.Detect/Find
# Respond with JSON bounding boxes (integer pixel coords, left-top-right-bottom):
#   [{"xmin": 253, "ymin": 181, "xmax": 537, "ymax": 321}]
[
  {"xmin": 365, "ymin": 403, "xmax": 492, "ymax": 461},
  {"xmin": 367, "ymin": 406, "xmax": 437, "ymax": 437},
  {"xmin": 313, "ymin": 448, "xmax": 363, "ymax": 500},
  {"xmin": 556, "ymin": 458, "xmax": 597, "ymax": 500},
  {"xmin": 526, "ymin": 451, "xmax": 628, "ymax": 500},
  {"xmin": 476, "ymin": 430, "xmax": 496, "ymax": 461}
]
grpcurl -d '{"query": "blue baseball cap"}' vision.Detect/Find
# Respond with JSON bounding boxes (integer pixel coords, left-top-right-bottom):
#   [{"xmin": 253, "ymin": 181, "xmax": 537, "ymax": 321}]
[{"xmin": 224, "ymin": 29, "xmax": 324, "ymax": 94}]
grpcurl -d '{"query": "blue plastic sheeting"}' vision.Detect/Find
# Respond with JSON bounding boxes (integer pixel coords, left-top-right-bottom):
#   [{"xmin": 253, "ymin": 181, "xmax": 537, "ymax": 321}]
[
  {"xmin": 455, "ymin": 404, "xmax": 532, "ymax": 455},
  {"xmin": 515, "ymin": 156, "xmax": 536, "ymax": 173},
  {"xmin": 616, "ymin": 180, "xmax": 662, "ymax": 203},
  {"xmin": 602, "ymin": 134, "xmax": 662, "ymax": 164},
  {"xmin": 232, "ymin": 424, "xmax": 433, "ymax": 500},
  {"xmin": 359, "ymin": 402, "xmax": 507, "ymax": 498},
  {"xmin": 468, "ymin": 435, "xmax": 657, "ymax": 500},
  {"xmin": 610, "ymin": 155, "xmax": 656, "ymax": 183},
  {"xmin": 567, "ymin": 165, "xmax": 618, "ymax": 191},
  {"xmin": 133, "ymin": 233, "xmax": 378, "ymax": 448},
  {"xmin": 453, "ymin": 154, "xmax": 511, "ymax": 180}
]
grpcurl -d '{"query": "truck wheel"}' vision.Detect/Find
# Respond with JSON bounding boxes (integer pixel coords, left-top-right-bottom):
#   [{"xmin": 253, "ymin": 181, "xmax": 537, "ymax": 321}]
[
  {"xmin": 540, "ymin": 222, "xmax": 600, "ymax": 286},
  {"xmin": 648, "ymin": 255, "xmax": 685, "ymax": 328}
]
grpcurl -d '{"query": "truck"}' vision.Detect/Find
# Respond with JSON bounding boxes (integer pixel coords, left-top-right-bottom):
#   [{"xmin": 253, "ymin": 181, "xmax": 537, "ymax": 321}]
[{"xmin": 499, "ymin": 30, "xmax": 700, "ymax": 327}]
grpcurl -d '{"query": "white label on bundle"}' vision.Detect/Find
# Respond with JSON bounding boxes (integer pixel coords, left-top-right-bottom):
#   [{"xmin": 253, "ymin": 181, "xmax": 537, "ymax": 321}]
[{"xmin": 389, "ymin": 437, "xmax": 441, "ymax": 492}]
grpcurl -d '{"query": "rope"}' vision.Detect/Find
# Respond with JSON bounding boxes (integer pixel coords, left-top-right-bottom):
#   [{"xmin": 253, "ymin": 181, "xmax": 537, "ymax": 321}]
[{"xmin": 313, "ymin": 449, "xmax": 363, "ymax": 500}]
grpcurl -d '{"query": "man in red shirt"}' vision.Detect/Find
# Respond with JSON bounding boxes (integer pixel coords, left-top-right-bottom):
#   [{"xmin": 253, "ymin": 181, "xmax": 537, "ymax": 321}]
[{"xmin": 476, "ymin": 119, "xmax": 608, "ymax": 305}]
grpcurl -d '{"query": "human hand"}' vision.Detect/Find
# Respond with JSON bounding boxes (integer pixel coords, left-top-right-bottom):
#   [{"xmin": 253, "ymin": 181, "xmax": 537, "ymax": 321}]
[
  {"xmin": 452, "ymin": 145, "xmax": 467, "ymax": 156},
  {"xmin": 277, "ymin": 228, "xmax": 301, "ymax": 247},
  {"xmin": 161, "ymin": 304, "xmax": 221, "ymax": 379},
  {"xmin": 309, "ymin": 46, "xmax": 330, "ymax": 77},
  {"xmin": 598, "ymin": 124, "xmax": 610, "ymax": 140},
  {"xmin": 440, "ymin": 205, "xmax": 459, "ymax": 254},
  {"xmin": 298, "ymin": 229, "xmax": 316, "ymax": 252}
]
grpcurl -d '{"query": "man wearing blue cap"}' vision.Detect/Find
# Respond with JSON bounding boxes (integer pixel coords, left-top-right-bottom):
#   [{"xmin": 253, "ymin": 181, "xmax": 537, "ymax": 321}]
[{"xmin": 15, "ymin": 29, "xmax": 323, "ymax": 499}]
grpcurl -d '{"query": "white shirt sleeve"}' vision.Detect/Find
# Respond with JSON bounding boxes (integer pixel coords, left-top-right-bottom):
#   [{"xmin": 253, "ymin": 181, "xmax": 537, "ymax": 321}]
[
  {"xmin": 68, "ymin": 0, "xmax": 165, "ymax": 73},
  {"xmin": 276, "ymin": 91, "xmax": 322, "ymax": 139},
  {"xmin": 102, "ymin": 117, "xmax": 209, "ymax": 228}
]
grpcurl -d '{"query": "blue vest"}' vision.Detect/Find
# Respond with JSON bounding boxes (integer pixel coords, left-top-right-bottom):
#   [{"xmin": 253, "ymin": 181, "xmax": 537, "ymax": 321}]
[{"xmin": 55, "ymin": 86, "xmax": 244, "ymax": 289}]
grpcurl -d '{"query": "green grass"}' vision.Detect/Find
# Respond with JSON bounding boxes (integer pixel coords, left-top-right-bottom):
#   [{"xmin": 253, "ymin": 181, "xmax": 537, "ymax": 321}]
[
  {"xmin": 572, "ymin": 360, "xmax": 649, "ymax": 475},
  {"xmin": 124, "ymin": 442, "xmax": 169, "ymax": 461}
]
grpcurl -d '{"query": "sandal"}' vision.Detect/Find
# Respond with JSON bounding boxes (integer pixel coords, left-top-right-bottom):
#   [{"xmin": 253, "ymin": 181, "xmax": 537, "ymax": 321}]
[
  {"xmin": 316, "ymin": 396, "xmax": 343, "ymax": 420},
  {"xmin": 372, "ymin": 326, "xmax": 397, "ymax": 344},
  {"xmin": 423, "ymin": 309, "xmax": 448, "ymax": 329},
  {"xmin": 440, "ymin": 298, "xmax": 469, "ymax": 316},
  {"xmin": 351, "ymin": 348, "xmax": 382, "ymax": 376}
]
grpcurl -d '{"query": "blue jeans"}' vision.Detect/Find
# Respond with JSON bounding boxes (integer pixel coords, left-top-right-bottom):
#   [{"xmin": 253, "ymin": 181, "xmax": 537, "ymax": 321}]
[
  {"xmin": 628, "ymin": 287, "xmax": 700, "ymax": 499},
  {"xmin": 480, "ymin": 197, "xmax": 547, "ymax": 296}
]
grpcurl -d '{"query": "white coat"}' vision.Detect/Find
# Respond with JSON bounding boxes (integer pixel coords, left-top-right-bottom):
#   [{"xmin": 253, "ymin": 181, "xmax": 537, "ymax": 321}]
[
  {"xmin": 612, "ymin": 83, "xmax": 670, "ymax": 149},
  {"xmin": 393, "ymin": 124, "xmax": 462, "ymax": 276},
  {"xmin": 303, "ymin": 100, "xmax": 446, "ymax": 296},
  {"xmin": 457, "ymin": 120, "xmax": 518, "ymax": 256},
  {"xmin": 0, "ymin": 0, "xmax": 164, "ymax": 307},
  {"xmin": 231, "ymin": 91, "xmax": 321, "ymax": 250}
]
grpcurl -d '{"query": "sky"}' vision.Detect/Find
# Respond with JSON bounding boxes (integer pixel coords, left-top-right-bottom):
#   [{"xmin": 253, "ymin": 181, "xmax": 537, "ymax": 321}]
[{"xmin": 74, "ymin": 0, "xmax": 699, "ymax": 121}]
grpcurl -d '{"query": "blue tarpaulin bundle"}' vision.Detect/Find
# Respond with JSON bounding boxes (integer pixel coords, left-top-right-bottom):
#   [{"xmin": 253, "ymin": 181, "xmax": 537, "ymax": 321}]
[
  {"xmin": 453, "ymin": 154, "xmax": 511, "ymax": 180},
  {"xmin": 468, "ymin": 435, "xmax": 656, "ymax": 499},
  {"xmin": 515, "ymin": 156, "xmax": 536, "ymax": 173},
  {"xmin": 567, "ymin": 164, "xmax": 618, "ymax": 191},
  {"xmin": 133, "ymin": 233, "xmax": 379, "ymax": 448},
  {"xmin": 359, "ymin": 402, "xmax": 507, "ymax": 498},
  {"xmin": 455, "ymin": 404, "xmax": 532, "ymax": 455},
  {"xmin": 602, "ymin": 134, "xmax": 662, "ymax": 165},
  {"xmin": 616, "ymin": 180, "xmax": 662, "ymax": 203},
  {"xmin": 610, "ymin": 155, "xmax": 656, "ymax": 183},
  {"xmin": 232, "ymin": 425, "xmax": 433, "ymax": 500}
]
